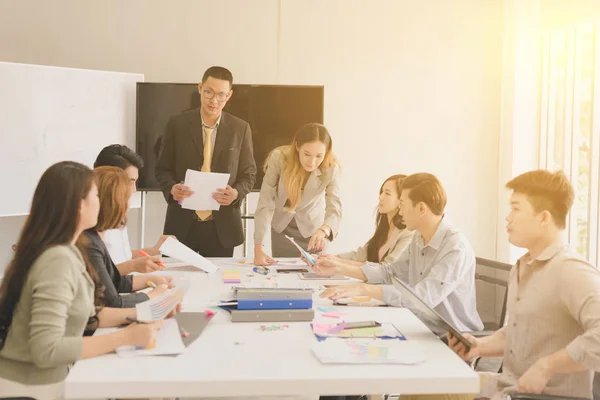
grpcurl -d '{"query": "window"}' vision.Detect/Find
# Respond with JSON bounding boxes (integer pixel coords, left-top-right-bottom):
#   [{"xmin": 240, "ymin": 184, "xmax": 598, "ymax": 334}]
[{"xmin": 540, "ymin": 23, "xmax": 600, "ymax": 262}]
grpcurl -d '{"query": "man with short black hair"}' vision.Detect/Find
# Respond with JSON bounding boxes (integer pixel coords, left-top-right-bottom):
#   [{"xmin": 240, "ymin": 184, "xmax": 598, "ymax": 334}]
[
  {"xmin": 94, "ymin": 144, "xmax": 170, "ymax": 274},
  {"xmin": 155, "ymin": 66, "xmax": 256, "ymax": 257}
]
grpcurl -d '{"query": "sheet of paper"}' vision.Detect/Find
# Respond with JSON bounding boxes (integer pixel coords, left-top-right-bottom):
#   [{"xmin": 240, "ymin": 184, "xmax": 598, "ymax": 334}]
[
  {"xmin": 180, "ymin": 169, "xmax": 230, "ymax": 211},
  {"xmin": 312, "ymin": 338, "xmax": 425, "ymax": 365},
  {"xmin": 116, "ymin": 318, "xmax": 185, "ymax": 358},
  {"xmin": 159, "ymin": 237, "xmax": 218, "ymax": 273},
  {"xmin": 284, "ymin": 235, "xmax": 316, "ymax": 265},
  {"xmin": 136, "ymin": 281, "xmax": 190, "ymax": 321}
]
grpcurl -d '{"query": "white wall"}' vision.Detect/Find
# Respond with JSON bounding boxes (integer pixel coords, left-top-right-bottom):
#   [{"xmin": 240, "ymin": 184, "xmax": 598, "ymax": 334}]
[{"xmin": 0, "ymin": 0, "xmax": 503, "ymax": 281}]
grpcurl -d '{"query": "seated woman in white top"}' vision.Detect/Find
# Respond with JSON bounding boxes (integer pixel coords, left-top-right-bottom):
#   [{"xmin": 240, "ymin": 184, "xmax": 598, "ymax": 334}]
[
  {"xmin": 94, "ymin": 145, "xmax": 172, "ymax": 273},
  {"xmin": 254, "ymin": 123, "xmax": 342, "ymax": 266},
  {"xmin": 333, "ymin": 174, "xmax": 413, "ymax": 265}
]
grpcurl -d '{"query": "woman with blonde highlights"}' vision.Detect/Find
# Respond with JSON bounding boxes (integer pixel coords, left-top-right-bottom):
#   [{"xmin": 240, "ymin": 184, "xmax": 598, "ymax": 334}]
[{"xmin": 254, "ymin": 123, "xmax": 342, "ymax": 266}]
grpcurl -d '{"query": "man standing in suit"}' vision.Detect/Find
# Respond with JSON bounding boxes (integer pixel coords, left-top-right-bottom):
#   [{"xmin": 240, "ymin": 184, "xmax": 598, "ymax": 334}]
[{"xmin": 155, "ymin": 66, "xmax": 256, "ymax": 257}]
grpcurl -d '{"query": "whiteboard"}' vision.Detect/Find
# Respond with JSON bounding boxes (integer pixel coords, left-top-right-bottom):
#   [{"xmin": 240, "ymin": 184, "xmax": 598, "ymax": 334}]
[{"xmin": 0, "ymin": 62, "xmax": 144, "ymax": 216}]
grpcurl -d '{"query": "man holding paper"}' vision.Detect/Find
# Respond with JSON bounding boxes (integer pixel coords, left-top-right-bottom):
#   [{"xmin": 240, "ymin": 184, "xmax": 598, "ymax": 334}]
[{"xmin": 155, "ymin": 66, "xmax": 256, "ymax": 256}]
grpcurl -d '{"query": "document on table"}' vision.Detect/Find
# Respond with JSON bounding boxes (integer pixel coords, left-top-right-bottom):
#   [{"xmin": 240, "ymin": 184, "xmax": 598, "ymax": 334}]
[
  {"xmin": 116, "ymin": 318, "xmax": 185, "ymax": 358},
  {"xmin": 180, "ymin": 169, "xmax": 230, "ymax": 211},
  {"xmin": 136, "ymin": 280, "xmax": 190, "ymax": 321},
  {"xmin": 312, "ymin": 338, "xmax": 425, "ymax": 365},
  {"xmin": 159, "ymin": 237, "xmax": 218, "ymax": 273}
]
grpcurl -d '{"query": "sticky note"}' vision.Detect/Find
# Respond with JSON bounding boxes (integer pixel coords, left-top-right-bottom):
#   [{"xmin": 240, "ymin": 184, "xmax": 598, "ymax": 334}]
[
  {"xmin": 318, "ymin": 306, "xmax": 336, "ymax": 313},
  {"xmin": 322, "ymin": 312, "xmax": 347, "ymax": 319},
  {"xmin": 312, "ymin": 322, "xmax": 336, "ymax": 335},
  {"xmin": 328, "ymin": 322, "xmax": 346, "ymax": 334},
  {"xmin": 223, "ymin": 270, "xmax": 241, "ymax": 284}
]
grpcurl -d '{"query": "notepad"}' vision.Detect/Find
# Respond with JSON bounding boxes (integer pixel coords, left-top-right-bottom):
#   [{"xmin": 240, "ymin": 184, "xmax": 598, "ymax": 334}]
[
  {"xmin": 116, "ymin": 318, "xmax": 185, "ymax": 358},
  {"xmin": 223, "ymin": 270, "xmax": 241, "ymax": 284}
]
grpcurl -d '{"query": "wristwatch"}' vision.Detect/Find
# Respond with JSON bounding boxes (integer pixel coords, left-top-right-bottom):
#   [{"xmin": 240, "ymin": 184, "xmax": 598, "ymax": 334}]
[{"xmin": 319, "ymin": 226, "xmax": 332, "ymax": 238}]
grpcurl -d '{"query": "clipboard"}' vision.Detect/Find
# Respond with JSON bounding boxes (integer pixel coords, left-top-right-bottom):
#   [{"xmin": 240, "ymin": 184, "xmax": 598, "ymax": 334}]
[{"xmin": 392, "ymin": 276, "xmax": 472, "ymax": 352}]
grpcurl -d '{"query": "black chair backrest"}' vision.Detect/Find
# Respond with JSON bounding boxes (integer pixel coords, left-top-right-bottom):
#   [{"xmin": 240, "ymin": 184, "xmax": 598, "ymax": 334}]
[
  {"xmin": 475, "ymin": 257, "xmax": 512, "ymax": 330},
  {"xmin": 0, "ymin": 398, "xmax": 37, "ymax": 400}
]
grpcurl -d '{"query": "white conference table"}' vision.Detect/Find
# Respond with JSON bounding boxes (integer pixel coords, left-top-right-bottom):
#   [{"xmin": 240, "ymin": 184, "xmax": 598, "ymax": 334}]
[{"xmin": 65, "ymin": 258, "xmax": 479, "ymax": 399}]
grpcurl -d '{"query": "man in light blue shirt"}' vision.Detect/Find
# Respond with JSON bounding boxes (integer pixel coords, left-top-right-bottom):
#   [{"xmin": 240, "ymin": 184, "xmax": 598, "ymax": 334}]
[{"xmin": 319, "ymin": 172, "xmax": 483, "ymax": 333}]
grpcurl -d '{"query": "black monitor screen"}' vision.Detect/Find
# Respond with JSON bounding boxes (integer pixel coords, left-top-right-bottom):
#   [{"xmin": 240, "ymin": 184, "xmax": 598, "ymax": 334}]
[{"xmin": 135, "ymin": 83, "xmax": 324, "ymax": 191}]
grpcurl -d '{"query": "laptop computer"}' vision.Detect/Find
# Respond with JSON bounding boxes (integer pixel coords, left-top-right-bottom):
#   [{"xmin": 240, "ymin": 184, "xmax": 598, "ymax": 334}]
[{"xmin": 392, "ymin": 276, "xmax": 472, "ymax": 352}]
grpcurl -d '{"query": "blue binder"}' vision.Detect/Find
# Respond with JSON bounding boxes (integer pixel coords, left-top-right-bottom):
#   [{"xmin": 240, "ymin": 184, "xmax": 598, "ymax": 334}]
[{"xmin": 237, "ymin": 298, "xmax": 313, "ymax": 310}]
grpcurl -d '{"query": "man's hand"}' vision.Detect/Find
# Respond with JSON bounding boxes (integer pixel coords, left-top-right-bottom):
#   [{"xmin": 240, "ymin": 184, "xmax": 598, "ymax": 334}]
[
  {"xmin": 314, "ymin": 255, "xmax": 341, "ymax": 276},
  {"xmin": 171, "ymin": 183, "xmax": 194, "ymax": 201},
  {"xmin": 213, "ymin": 185, "xmax": 238, "ymax": 206},
  {"xmin": 448, "ymin": 332, "xmax": 480, "ymax": 361},
  {"xmin": 518, "ymin": 358, "xmax": 552, "ymax": 394}
]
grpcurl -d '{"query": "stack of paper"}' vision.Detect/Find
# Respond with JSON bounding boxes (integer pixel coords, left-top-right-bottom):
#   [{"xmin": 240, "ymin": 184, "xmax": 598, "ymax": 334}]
[
  {"xmin": 180, "ymin": 170, "xmax": 230, "ymax": 212},
  {"xmin": 312, "ymin": 338, "xmax": 425, "ymax": 365},
  {"xmin": 223, "ymin": 270, "xmax": 241, "ymax": 284},
  {"xmin": 136, "ymin": 281, "xmax": 190, "ymax": 321}
]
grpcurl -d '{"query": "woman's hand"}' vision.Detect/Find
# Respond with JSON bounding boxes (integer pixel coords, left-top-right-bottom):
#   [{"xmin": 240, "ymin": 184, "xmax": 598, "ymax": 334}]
[
  {"xmin": 308, "ymin": 229, "xmax": 327, "ymax": 252},
  {"xmin": 254, "ymin": 245, "xmax": 277, "ymax": 266}
]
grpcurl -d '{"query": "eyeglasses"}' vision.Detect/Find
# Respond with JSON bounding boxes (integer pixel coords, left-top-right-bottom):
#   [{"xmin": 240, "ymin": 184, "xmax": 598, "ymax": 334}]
[{"xmin": 202, "ymin": 89, "xmax": 229, "ymax": 102}]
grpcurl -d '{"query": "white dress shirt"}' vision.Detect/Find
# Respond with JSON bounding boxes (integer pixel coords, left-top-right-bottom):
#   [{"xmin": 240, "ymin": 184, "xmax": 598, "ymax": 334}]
[{"xmin": 102, "ymin": 227, "xmax": 133, "ymax": 265}]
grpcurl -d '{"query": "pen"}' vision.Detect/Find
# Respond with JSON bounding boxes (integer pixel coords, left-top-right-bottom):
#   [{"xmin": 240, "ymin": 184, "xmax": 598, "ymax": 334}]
[
  {"xmin": 138, "ymin": 249, "xmax": 165, "ymax": 268},
  {"xmin": 180, "ymin": 326, "xmax": 189, "ymax": 338},
  {"xmin": 253, "ymin": 266, "xmax": 269, "ymax": 275},
  {"xmin": 147, "ymin": 280, "xmax": 157, "ymax": 288}
]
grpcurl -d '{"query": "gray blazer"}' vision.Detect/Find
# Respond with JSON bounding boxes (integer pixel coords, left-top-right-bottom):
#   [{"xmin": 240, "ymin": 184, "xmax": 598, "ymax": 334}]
[{"xmin": 254, "ymin": 148, "xmax": 342, "ymax": 244}]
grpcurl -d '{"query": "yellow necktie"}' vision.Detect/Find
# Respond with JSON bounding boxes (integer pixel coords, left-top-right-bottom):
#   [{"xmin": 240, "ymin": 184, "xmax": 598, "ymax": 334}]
[{"xmin": 195, "ymin": 127, "xmax": 214, "ymax": 220}]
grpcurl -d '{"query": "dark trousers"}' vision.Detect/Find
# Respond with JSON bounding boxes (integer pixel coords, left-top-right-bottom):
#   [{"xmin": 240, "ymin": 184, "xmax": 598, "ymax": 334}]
[{"xmin": 182, "ymin": 220, "xmax": 234, "ymax": 257}]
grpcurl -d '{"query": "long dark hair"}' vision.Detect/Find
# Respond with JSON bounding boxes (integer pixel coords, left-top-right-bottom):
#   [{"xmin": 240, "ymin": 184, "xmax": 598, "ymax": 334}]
[
  {"xmin": 0, "ymin": 161, "xmax": 104, "ymax": 341},
  {"xmin": 365, "ymin": 174, "xmax": 407, "ymax": 262}
]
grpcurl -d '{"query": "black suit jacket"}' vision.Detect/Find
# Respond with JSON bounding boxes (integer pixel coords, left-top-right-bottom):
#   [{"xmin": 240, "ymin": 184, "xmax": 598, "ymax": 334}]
[{"xmin": 155, "ymin": 109, "xmax": 257, "ymax": 248}]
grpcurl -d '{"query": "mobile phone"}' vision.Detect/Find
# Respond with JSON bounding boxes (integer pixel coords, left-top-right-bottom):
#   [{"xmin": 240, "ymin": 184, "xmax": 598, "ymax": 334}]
[
  {"xmin": 344, "ymin": 321, "xmax": 381, "ymax": 329},
  {"xmin": 300, "ymin": 272, "xmax": 348, "ymax": 280},
  {"xmin": 276, "ymin": 268, "xmax": 309, "ymax": 274}
]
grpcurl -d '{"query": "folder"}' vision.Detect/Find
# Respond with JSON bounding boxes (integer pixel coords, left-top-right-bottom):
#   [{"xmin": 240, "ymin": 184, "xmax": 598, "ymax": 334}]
[
  {"xmin": 237, "ymin": 298, "xmax": 313, "ymax": 310},
  {"xmin": 235, "ymin": 287, "xmax": 313, "ymax": 300},
  {"xmin": 219, "ymin": 304, "xmax": 315, "ymax": 322}
]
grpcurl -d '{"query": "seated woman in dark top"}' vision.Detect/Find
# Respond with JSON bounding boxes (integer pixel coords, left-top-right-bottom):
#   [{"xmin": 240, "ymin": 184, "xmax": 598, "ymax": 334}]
[{"xmin": 85, "ymin": 166, "xmax": 172, "ymax": 308}]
